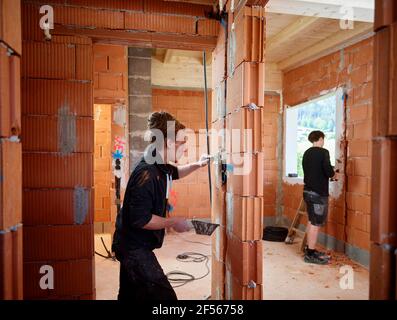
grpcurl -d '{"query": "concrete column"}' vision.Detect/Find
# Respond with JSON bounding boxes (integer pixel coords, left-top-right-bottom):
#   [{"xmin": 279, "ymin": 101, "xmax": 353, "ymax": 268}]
[{"xmin": 128, "ymin": 47, "xmax": 152, "ymax": 173}]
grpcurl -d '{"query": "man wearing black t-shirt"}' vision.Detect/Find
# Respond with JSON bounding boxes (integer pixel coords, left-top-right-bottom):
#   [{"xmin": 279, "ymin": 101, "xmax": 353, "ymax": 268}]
[
  {"xmin": 302, "ymin": 130, "xmax": 336, "ymax": 265},
  {"xmin": 112, "ymin": 111, "xmax": 209, "ymax": 301}
]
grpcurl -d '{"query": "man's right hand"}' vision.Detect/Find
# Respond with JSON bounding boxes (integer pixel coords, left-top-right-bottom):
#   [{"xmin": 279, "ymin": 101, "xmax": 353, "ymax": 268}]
[{"xmin": 170, "ymin": 217, "xmax": 192, "ymax": 233}]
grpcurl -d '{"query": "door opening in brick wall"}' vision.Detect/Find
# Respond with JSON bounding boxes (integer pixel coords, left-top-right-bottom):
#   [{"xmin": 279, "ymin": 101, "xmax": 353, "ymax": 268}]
[
  {"xmin": 130, "ymin": 47, "xmax": 213, "ymax": 221},
  {"xmin": 94, "ymin": 48, "xmax": 214, "ymax": 300},
  {"xmin": 19, "ymin": 0, "xmax": 222, "ymax": 301},
  {"xmin": 151, "ymin": 48, "xmax": 213, "ymax": 300}
]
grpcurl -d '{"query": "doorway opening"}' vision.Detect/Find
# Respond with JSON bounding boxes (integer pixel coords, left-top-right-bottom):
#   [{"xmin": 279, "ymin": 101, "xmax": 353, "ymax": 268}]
[{"xmin": 93, "ymin": 46, "xmax": 213, "ymax": 300}]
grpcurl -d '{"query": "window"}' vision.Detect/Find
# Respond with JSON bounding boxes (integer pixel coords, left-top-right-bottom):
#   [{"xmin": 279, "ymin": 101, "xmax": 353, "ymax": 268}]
[{"xmin": 284, "ymin": 89, "xmax": 344, "ymax": 180}]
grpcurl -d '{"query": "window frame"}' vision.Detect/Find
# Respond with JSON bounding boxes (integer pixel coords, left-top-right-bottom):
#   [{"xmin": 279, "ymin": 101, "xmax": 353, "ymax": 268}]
[{"xmin": 282, "ymin": 87, "xmax": 345, "ymax": 185}]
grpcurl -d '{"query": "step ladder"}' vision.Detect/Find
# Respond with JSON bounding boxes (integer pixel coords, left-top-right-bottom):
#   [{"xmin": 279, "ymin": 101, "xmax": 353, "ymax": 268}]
[{"xmin": 285, "ymin": 197, "xmax": 308, "ymax": 252}]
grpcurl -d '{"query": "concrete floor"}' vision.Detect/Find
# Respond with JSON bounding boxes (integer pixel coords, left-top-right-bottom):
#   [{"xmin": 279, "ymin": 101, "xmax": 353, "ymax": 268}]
[
  {"xmin": 94, "ymin": 231, "xmax": 369, "ymax": 300},
  {"xmin": 262, "ymin": 241, "xmax": 369, "ymax": 300}
]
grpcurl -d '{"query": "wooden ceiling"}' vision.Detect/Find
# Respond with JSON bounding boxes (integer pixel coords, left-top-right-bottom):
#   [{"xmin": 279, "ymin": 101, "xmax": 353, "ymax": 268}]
[
  {"xmin": 152, "ymin": 49, "xmax": 212, "ymax": 65},
  {"xmin": 151, "ymin": 49, "xmax": 212, "ymax": 89},
  {"xmin": 152, "ymin": 0, "xmax": 374, "ymax": 89},
  {"xmin": 266, "ymin": 12, "xmax": 373, "ymax": 70},
  {"xmin": 152, "ymin": 12, "xmax": 373, "ymax": 72}
]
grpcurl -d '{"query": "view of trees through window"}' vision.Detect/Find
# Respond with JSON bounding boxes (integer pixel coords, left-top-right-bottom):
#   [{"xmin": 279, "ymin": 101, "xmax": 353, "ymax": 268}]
[{"xmin": 296, "ymin": 94, "xmax": 336, "ymax": 177}]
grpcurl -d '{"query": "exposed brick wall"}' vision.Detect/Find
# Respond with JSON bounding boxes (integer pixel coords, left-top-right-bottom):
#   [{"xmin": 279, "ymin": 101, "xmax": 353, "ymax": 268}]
[
  {"xmin": 282, "ymin": 38, "xmax": 374, "ymax": 253},
  {"xmin": 21, "ymin": 35, "xmax": 96, "ymax": 298},
  {"xmin": 152, "ymin": 88, "xmax": 211, "ymax": 219},
  {"xmin": 94, "ymin": 44, "xmax": 128, "ymax": 101},
  {"xmin": 0, "ymin": 0, "xmax": 23, "ymax": 300},
  {"xmin": 370, "ymin": 3, "xmax": 397, "ymax": 298},
  {"xmin": 223, "ymin": 5, "xmax": 266, "ymax": 300},
  {"xmin": 210, "ymin": 21, "xmax": 227, "ymax": 300},
  {"xmin": 263, "ymin": 94, "xmax": 280, "ymax": 219},
  {"xmin": 93, "ymin": 104, "xmax": 112, "ymax": 223},
  {"xmin": 17, "ymin": 0, "xmax": 237, "ymax": 301},
  {"xmin": 20, "ymin": 0, "xmax": 97, "ymax": 299},
  {"xmin": 93, "ymin": 44, "xmax": 129, "ymax": 234},
  {"xmin": 22, "ymin": 0, "xmax": 219, "ymax": 51}
]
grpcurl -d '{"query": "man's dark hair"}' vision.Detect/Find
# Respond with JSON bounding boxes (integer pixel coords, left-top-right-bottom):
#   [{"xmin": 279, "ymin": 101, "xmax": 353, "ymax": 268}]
[
  {"xmin": 148, "ymin": 111, "xmax": 186, "ymax": 143},
  {"xmin": 308, "ymin": 130, "xmax": 325, "ymax": 143}
]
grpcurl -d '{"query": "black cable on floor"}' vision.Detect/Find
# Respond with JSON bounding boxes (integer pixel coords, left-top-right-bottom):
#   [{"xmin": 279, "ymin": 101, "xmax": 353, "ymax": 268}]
[
  {"xmin": 95, "ymin": 236, "xmax": 116, "ymax": 261},
  {"xmin": 166, "ymin": 252, "xmax": 211, "ymax": 288},
  {"xmin": 95, "ymin": 236, "xmax": 212, "ymax": 289},
  {"xmin": 95, "ymin": 251, "xmax": 111, "ymax": 259}
]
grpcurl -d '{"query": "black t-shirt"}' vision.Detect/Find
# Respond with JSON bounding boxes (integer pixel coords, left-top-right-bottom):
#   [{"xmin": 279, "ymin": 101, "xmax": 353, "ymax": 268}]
[
  {"xmin": 117, "ymin": 157, "xmax": 179, "ymax": 253},
  {"xmin": 302, "ymin": 147, "xmax": 335, "ymax": 197}
]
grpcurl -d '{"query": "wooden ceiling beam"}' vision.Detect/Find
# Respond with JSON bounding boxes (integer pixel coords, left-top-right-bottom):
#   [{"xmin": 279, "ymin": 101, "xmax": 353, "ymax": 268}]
[
  {"xmin": 267, "ymin": 16, "xmax": 321, "ymax": 52},
  {"xmin": 163, "ymin": 49, "xmax": 174, "ymax": 63}
]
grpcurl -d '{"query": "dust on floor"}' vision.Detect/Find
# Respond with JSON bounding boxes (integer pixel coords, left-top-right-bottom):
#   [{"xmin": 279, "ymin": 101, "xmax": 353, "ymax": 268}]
[
  {"xmin": 263, "ymin": 241, "xmax": 369, "ymax": 300},
  {"xmin": 95, "ymin": 231, "xmax": 369, "ymax": 300}
]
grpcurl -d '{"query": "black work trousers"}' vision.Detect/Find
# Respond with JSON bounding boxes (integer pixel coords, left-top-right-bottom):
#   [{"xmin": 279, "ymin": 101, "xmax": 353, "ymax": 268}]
[{"xmin": 117, "ymin": 248, "xmax": 177, "ymax": 301}]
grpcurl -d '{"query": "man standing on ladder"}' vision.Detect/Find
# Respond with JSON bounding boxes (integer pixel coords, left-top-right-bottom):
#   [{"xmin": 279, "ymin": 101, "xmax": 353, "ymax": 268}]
[{"xmin": 302, "ymin": 130, "xmax": 337, "ymax": 265}]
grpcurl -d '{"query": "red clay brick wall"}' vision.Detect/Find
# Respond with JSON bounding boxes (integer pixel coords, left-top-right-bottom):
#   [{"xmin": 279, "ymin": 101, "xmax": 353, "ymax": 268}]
[
  {"xmin": 152, "ymin": 88, "xmax": 211, "ymax": 219},
  {"xmin": 93, "ymin": 44, "xmax": 129, "ymax": 229},
  {"xmin": 93, "ymin": 104, "xmax": 112, "ymax": 223},
  {"xmin": 263, "ymin": 94, "xmax": 280, "ymax": 218},
  {"xmin": 210, "ymin": 22, "xmax": 227, "ymax": 300},
  {"xmin": 94, "ymin": 44, "xmax": 128, "ymax": 101},
  {"xmin": 21, "ymin": 38, "xmax": 96, "ymax": 299},
  {"xmin": 18, "ymin": 0, "xmax": 219, "ymax": 300},
  {"xmin": 22, "ymin": 0, "xmax": 219, "ymax": 51},
  {"xmin": 282, "ymin": 38, "xmax": 374, "ymax": 252},
  {"xmin": 223, "ymin": 5, "xmax": 266, "ymax": 300},
  {"xmin": 0, "ymin": 0, "xmax": 23, "ymax": 300},
  {"xmin": 370, "ymin": 2, "xmax": 397, "ymax": 298},
  {"xmin": 22, "ymin": 3, "xmax": 95, "ymax": 298}
]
